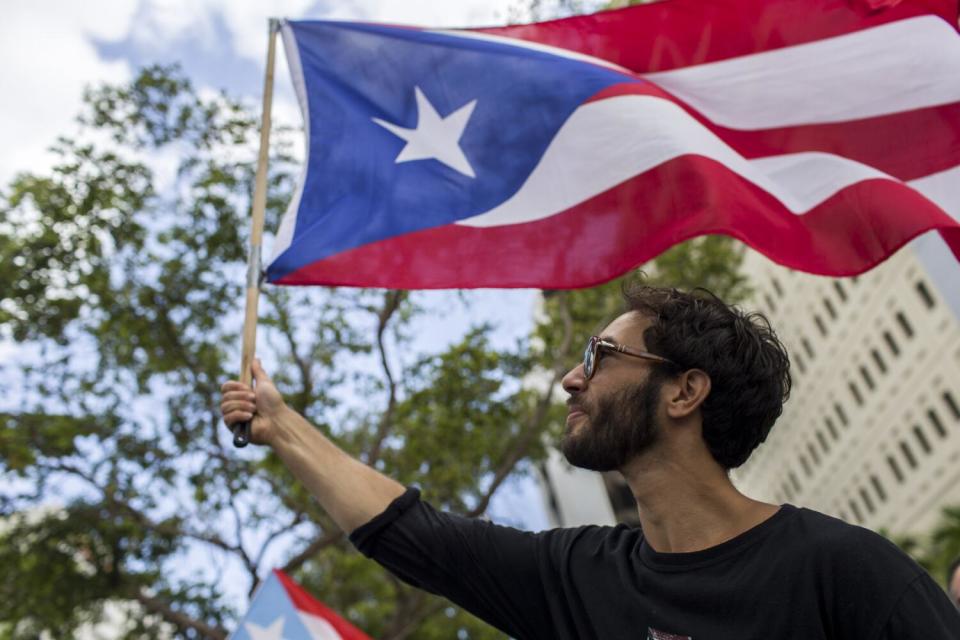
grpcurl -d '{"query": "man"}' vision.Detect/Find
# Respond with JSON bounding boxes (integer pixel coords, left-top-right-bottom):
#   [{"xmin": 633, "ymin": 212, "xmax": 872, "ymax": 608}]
[{"xmin": 221, "ymin": 285, "xmax": 960, "ymax": 638}]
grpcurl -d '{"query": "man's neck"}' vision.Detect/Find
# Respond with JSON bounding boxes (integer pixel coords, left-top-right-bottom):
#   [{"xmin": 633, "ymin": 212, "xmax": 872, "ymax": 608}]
[{"xmin": 621, "ymin": 449, "xmax": 780, "ymax": 554}]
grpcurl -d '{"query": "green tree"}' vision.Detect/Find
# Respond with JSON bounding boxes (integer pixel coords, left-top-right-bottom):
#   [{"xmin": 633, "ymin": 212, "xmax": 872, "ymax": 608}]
[
  {"xmin": 0, "ymin": 63, "xmax": 748, "ymax": 639},
  {"xmin": 0, "ymin": 65, "xmax": 564, "ymax": 639}
]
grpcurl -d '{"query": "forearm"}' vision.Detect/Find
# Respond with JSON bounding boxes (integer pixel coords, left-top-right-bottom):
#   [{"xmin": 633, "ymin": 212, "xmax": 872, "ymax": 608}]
[{"xmin": 270, "ymin": 406, "xmax": 406, "ymax": 534}]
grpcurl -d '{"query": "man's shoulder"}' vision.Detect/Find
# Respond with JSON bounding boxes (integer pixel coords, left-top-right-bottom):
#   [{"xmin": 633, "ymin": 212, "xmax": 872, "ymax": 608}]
[
  {"xmin": 790, "ymin": 505, "xmax": 894, "ymax": 546},
  {"xmin": 785, "ymin": 506, "xmax": 923, "ymax": 579}
]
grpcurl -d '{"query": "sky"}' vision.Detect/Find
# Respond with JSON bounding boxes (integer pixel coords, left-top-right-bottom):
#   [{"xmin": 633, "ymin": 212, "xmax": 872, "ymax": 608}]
[
  {"xmin": 0, "ymin": 0, "xmax": 543, "ymax": 187},
  {"xmin": 1, "ymin": 0, "xmax": 574, "ymax": 615}
]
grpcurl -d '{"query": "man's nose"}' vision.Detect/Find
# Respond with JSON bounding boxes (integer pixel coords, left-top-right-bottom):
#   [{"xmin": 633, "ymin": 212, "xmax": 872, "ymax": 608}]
[{"xmin": 561, "ymin": 362, "xmax": 586, "ymax": 396}]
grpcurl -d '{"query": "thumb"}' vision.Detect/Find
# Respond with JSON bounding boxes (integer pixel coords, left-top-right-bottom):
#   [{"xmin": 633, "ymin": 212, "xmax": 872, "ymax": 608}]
[{"xmin": 251, "ymin": 358, "xmax": 271, "ymax": 384}]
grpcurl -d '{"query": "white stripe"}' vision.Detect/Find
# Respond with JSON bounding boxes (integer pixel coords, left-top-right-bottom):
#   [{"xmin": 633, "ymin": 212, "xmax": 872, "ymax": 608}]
[
  {"xmin": 455, "ymin": 95, "xmax": 950, "ymax": 229},
  {"xmin": 644, "ymin": 16, "xmax": 960, "ymax": 130},
  {"xmin": 747, "ymin": 153, "xmax": 888, "ymax": 212},
  {"xmin": 429, "ymin": 28, "xmax": 633, "ymax": 74},
  {"xmin": 908, "ymin": 166, "xmax": 960, "ymax": 223},
  {"xmin": 269, "ymin": 21, "xmax": 310, "ymax": 264}
]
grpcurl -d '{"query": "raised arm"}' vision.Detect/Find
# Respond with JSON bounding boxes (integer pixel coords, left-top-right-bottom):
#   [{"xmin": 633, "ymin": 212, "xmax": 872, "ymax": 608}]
[{"xmin": 220, "ymin": 359, "xmax": 406, "ymax": 533}]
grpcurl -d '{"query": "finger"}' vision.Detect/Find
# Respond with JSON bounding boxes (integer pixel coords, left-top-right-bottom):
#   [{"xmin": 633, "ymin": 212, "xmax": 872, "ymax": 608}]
[
  {"xmin": 223, "ymin": 410, "xmax": 254, "ymax": 426},
  {"xmin": 221, "ymin": 380, "xmax": 252, "ymax": 393},
  {"xmin": 220, "ymin": 399, "xmax": 256, "ymax": 415},
  {"xmin": 251, "ymin": 358, "xmax": 271, "ymax": 384},
  {"xmin": 221, "ymin": 390, "xmax": 257, "ymax": 404}
]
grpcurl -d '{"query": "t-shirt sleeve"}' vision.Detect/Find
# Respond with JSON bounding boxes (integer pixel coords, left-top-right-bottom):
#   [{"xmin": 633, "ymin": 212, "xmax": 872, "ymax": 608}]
[
  {"xmin": 349, "ymin": 487, "xmax": 558, "ymax": 640},
  {"xmin": 876, "ymin": 573, "xmax": 960, "ymax": 639}
]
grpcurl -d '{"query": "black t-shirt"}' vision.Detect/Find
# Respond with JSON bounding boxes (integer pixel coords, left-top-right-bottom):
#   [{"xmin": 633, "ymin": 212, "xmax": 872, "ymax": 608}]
[{"xmin": 350, "ymin": 488, "xmax": 960, "ymax": 639}]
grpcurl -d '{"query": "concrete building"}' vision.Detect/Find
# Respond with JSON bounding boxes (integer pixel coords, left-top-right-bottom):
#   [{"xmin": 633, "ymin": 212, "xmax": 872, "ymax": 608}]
[
  {"xmin": 539, "ymin": 236, "xmax": 960, "ymax": 535},
  {"xmin": 733, "ymin": 235, "xmax": 960, "ymax": 536}
]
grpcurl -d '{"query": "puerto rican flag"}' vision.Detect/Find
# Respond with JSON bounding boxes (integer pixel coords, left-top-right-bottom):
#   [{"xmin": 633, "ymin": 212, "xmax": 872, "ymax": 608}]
[
  {"xmin": 266, "ymin": 0, "xmax": 960, "ymax": 289},
  {"xmin": 230, "ymin": 570, "xmax": 370, "ymax": 640}
]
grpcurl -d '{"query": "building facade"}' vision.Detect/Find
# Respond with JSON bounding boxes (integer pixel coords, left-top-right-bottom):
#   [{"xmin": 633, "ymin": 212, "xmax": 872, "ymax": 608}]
[{"xmin": 733, "ymin": 236, "xmax": 960, "ymax": 536}]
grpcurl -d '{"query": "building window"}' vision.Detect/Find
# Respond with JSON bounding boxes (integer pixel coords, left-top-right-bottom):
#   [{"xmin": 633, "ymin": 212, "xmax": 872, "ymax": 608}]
[
  {"xmin": 870, "ymin": 474, "xmax": 887, "ymax": 502},
  {"xmin": 899, "ymin": 441, "xmax": 918, "ymax": 470},
  {"xmin": 886, "ymin": 455, "xmax": 904, "ymax": 483},
  {"xmin": 789, "ymin": 471, "xmax": 801, "ymax": 493},
  {"xmin": 825, "ymin": 417, "xmax": 839, "ymax": 441},
  {"xmin": 859, "ymin": 365, "xmax": 875, "ymax": 391},
  {"xmin": 800, "ymin": 455, "xmax": 812, "ymax": 478},
  {"xmin": 814, "ymin": 314, "xmax": 828, "ymax": 337},
  {"xmin": 859, "ymin": 487, "xmax": 875, "ymax": 514},
  {"xmin": 943, "ymin": 391, "xmax": 960, "ymax": 421},
  {"xmin": 824, "ymin": 297, "xmax": 837, "ymax": 320},
  {"xmin": 833, "ymin": 280, "xmax": 847, "ymax": 302},
  {"xmin": 782, "ymin": 484, "xmax": 793, "ymax": 501},
  {"xmin": 772, "ymin": 277, "xmax": 784, "ymax": 297},
  {"xmin": 802, "ymin": 337, "xmax": 815, "ymax": 359},
  {"xmin": 808, "ymin": 442, "xmax": 821, "ymax": 466},
  {"xmin": 816, "ymin": 430, "xmax": 830, "ymax": 454},
  {"xmin": 928, "ymin": 409, "xmax": 947, "ymax": 438},
  {"xmin": 765, "ymin": 293, "xmax": 776, "ymax": 312},
  {"xmin": 883, "ymin": 330, "xmax": 900, "ymax": 357},
  {"xmin": 871, "ymin": 348, "xmax": 887, "ymax": 374},
  {"xmin": 915, "ymin": 281, "xmax": 935, "ymax": 309},
  {"xmin": 912, "ymin": 425, "xmax": 932, "ymax": 454},
  {"xmin": 849, "ymin": 499, "xmax": 863, "ymax": 523},
  {"xmin": 835, "ymin": 402, "xmax": 849, "ymax": 427},
  {"xmin": 895, "ymin": 311, "xmax": 914, "ymax": 338},
  {"xmin": 849, "ymin": 381, "xmax": 863, "ymax": 407},
  {"xmin": 796, "ymin": 353, "xmax": 807, "ymax": 375}
]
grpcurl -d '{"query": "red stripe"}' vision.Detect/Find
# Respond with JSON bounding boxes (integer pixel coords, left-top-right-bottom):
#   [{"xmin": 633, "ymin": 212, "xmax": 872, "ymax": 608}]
[
  {"xmin": 274, "ymin": 156, "xmax": 960, "ymax": 289},
  {"xmin": 586, "ymin": 83, "xmax": 960, "ymax": 182},
  {"xmin": 475, "ymin": 0, "xmax": 959, "ymax": 72},
  {"xmin": 274, "ymin": 570, "xmax": 371, "ymax": 640}
]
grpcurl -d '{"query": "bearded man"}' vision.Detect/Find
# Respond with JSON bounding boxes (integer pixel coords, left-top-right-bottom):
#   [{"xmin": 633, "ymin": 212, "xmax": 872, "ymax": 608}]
[{"xmin": 220, "ymin": 285, "xmax": 960, "ymax": 639}]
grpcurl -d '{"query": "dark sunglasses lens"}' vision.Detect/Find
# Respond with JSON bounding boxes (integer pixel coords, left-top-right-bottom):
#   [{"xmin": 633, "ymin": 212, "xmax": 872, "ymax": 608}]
[{"xmin": 583, "ymin": 339, "xmax": 595, "ymax": 378}]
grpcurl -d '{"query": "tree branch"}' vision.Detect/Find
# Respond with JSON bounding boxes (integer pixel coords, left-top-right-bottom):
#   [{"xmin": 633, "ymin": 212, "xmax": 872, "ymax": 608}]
[
  {"xmin": 226, "ymin": 492, "xmax": 259, "ymax": 584},
  {"xmin": 280, "ymin": 528, "xmax": 344, "ymax": 575},
  {"xmin": 382, "ymin": 593, "xmax": 448, "ymax": 640},
  {"xmin": 42, "ymin": 460, "xmax": 257, "ymax": 584},
  {"xmin": 467, "ymin": 292, "xmax": 574, "ymax": 518},
  {"xmin": 268, "ymin": 290, "xmax": 315, "ymax": 415},
  {"xmin": 365, "ymin": 290, "xmax": 404, "ymax": 465},
  {"xmin": 132, "ymin": 589, "xmax": 227, "ymax": 640}
]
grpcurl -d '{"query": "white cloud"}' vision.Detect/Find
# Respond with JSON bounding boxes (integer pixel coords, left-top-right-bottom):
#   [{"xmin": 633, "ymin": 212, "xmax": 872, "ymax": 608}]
[
  {"xmin": 0, "ymin": 2, "xmax": 137, "ymax": 186},
  {"xmin": 0, "ymin": 0, "xmax": 534, "ymax": 189},
  {"xmin": 127, "ymin": 0, "xmax": 526, "ymax": 64},
  {"xmin": 122, "ymin": 0, "xmax": 316, "ymax": 62}
]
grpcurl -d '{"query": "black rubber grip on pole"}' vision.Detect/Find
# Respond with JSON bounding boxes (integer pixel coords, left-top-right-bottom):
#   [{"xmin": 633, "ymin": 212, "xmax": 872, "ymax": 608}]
[{"xmin": 232, "ymin": 421, "xmax": 251, "ymax": 448}]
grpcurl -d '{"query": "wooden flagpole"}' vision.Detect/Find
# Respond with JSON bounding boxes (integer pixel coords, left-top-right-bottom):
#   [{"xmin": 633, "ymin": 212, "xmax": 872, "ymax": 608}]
[{"xmin": 233, "ymin": 18, "xmax": 280, "ymax": 448}]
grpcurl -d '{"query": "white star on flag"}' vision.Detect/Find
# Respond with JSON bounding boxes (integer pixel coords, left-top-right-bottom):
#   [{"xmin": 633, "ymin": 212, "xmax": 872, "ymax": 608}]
[
  {"xmin": 245, "ymin": 616, "xmax": 289, "ymax": 640},
  {"xmin": 373, "ymin": 86, "xmax": 477, "ymax": 178}
]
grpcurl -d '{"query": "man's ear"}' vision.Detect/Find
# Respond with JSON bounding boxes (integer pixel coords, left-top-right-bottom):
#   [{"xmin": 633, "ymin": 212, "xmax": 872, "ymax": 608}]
[{"xmin": 664, "ymin": 369, "xmax": 711, "ymax": 419}]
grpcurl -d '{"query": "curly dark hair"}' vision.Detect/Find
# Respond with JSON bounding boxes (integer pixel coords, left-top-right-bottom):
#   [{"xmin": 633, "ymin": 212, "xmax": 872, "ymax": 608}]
[{"xmin": 622, "ymin": 283, "xmax": 792, "ymax": 469}]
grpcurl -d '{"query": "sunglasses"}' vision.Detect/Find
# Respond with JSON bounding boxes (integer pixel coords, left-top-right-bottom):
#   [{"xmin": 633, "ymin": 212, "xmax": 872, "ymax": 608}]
[{"xmin": 582, "ymin": 336, "xmax": 677, "ymax": 380}]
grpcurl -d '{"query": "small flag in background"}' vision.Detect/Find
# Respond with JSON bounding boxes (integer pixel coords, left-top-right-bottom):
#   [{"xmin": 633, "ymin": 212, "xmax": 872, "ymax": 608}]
[
  {"xmin": 230, "ymin": 570, "xmax": 370, "ymax": 640},
  {"xmin": 267, "ymin": 0, "xmax": 960, "ymax": 289}
]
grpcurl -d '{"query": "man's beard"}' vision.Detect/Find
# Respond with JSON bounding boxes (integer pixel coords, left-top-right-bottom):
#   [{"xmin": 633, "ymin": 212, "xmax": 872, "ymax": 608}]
[{"xmin": 561, "ymin": 375, "xmax": 664, "ymax": 472}]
